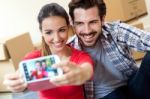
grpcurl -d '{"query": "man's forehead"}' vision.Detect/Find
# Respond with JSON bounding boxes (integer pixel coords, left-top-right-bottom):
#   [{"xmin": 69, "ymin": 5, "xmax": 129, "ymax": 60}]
[{"xmin": 73, "ymin": 6, "xmax": 99, "ymax": 21}]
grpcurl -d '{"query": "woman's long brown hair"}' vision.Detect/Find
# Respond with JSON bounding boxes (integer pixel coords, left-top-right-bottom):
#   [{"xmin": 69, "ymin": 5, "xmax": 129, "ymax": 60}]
[{"xmin": 41, "ymin": 37, "xmax": 51, "ymax": 56}]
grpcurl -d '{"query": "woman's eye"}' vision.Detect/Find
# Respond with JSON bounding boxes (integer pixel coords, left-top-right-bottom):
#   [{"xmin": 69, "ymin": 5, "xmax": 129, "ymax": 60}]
[{"xmin": 45, "ymin": 31, "xmax": 52, "ymax": 35}]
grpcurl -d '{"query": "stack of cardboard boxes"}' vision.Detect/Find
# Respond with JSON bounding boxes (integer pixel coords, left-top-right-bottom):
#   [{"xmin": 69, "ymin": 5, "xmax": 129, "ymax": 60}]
[
  {"xmin": 0, "ymin": 33, "xmax": 34, "ymax": 92},
  {"xmin": 104, "ymin": 0, "xmax": 147, "ymax": 22}
]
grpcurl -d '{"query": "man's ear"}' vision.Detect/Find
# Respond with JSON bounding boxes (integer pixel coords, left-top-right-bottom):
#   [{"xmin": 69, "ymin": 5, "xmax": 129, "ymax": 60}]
[
  {"xmin": 69, "ymin": 16, "xmax": 73, "ymax": 26},
  {"xmin": 101, "ymin": 15, "xmax": 105, "ymax": 26}
]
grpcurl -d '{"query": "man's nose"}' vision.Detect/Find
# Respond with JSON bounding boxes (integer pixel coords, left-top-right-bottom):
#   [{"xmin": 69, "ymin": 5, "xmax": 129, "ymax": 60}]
[{"xmin": 84, "ymin": 24, "xmax": 92, "ymax": 34}]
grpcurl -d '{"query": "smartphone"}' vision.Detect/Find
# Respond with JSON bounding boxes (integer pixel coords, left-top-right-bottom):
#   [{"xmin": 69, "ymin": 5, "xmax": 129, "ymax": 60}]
[{"xmin": 19, "ymin": 55, "xmax": 63, "ymax": 91}]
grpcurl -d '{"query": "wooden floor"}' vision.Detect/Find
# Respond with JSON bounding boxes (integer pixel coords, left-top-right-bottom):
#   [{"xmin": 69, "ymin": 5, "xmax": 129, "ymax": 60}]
[
  {"xmin": 0, "ymin": 93, "xmax": 12, "ymax": 99},
  {"xmin": 0, "ymin": 91, "xmax": 38, "ymax": 99}
]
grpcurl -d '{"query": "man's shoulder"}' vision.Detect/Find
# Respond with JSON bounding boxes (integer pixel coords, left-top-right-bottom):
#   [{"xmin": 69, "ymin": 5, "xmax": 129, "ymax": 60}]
[
  {"xmin": 104, "ymin": 20, "xmax": 131, "ymax": 30},
  {"xmin": 104, "ymin": 20, "xmax": 122, "ymax": 28},
  {"xmin": 103, "ymin": 20, "xmax": 131, "ymax": 37}
]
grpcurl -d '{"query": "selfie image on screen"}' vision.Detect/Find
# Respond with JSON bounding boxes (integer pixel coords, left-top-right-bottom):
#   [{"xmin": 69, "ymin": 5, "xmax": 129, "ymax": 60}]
[{"xmin": 22, "ymin": 57, "xmax": 59, "ymax": 82}]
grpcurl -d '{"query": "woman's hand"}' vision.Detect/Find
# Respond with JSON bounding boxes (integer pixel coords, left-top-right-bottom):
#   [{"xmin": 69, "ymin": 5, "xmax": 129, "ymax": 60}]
[
  {"xmin": 3, "ymin": 70, "xmax": 27, "ymax": 92},
  {"xmin": 50, "ymin": 60, "xmax": 93, "ymax": 86}
]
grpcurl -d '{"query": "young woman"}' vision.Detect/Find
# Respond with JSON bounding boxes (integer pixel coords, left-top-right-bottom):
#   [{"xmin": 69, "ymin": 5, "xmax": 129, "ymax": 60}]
[{"xmin": 3, "ymin": 3, "xmax": 93, "ymax": 99}]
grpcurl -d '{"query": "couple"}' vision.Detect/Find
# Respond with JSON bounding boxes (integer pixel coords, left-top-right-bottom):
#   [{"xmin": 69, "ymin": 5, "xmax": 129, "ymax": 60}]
[{"xmin": 4, "ymin": 0, "xmax": 150, "ymax": 99}]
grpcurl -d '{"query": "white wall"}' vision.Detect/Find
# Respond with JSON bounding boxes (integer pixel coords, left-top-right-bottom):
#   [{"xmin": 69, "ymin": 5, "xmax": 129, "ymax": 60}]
[
  {"xmin": 0, "ymin": 0, "xmax": 70, "ymax": 44},
  {"xmin": 0, "ymin": 0, "xmax": 150, "ymax": 45}
]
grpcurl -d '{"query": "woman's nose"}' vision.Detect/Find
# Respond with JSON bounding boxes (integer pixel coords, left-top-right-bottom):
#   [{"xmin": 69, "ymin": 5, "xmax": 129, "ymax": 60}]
[{"xmin": 53, "ymin": 32, "xmax": 59, "ymax": 42}]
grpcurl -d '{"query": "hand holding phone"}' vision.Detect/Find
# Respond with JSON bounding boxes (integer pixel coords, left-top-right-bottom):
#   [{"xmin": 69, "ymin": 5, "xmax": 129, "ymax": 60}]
[{"xmin": 19, "ymin": 55, "xmax": 63, "ymax": 91}]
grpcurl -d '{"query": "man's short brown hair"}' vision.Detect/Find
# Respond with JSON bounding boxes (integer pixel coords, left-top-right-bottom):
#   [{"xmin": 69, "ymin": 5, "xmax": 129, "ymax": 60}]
[{"xmin": 68, "ymin": 0, "xmax": 106, "ymax": 21}]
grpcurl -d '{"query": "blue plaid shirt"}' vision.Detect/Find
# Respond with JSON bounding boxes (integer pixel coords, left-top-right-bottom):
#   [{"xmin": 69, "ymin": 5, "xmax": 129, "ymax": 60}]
[{"xmin": 68, "ymin": 21, "xmax": 150, "ymax": 99}]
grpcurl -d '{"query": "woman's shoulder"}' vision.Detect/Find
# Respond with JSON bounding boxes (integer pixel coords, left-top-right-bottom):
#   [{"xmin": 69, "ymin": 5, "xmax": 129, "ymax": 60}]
[
  {"xmin": 69, "ymin": 46, "xmax": 93, "ymax": 65},
  {"xmin": 70, "ymin": 45, "xmax": 86, "ymax": 55},
  {"xmin": 23, "ymin": 50, "xmax": 42, "ymax": 60},
  {"xmin": 70, "ymin": 46, "xmax": 91, "ymax": 59}
]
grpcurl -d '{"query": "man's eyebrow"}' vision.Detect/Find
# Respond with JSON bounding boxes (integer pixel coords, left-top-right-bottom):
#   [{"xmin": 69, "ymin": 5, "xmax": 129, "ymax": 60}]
[
  {"xmin": 74, "ymin": 21, "xmax": 83, "ymax": 24},
  {"xmin": 59, "ymin": 26, "xmax": 68, "ymax": 28},
  {"xmin": 74, "ymin": 21, "xmax": 82, "ymax": 23},
  {"xmin": 90, "ymin": 19, "xmax": 99, "ymax": 22}
]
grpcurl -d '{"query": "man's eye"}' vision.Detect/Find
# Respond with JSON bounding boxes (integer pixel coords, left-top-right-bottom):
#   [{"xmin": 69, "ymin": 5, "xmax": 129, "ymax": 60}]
[
  {"xmin": 90, "ymin": 21, "xmax": 97, "ymax": 24},
  {"xmin": 59, "ymin": 29, "xmax": 66, "ymax": 32},
  {"xmin": 75, "ymin": 22, "xmax": 83, "ymax": 26}
]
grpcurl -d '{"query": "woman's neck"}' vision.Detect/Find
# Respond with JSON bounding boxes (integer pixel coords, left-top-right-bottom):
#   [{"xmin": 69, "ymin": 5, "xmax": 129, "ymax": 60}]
[{"xmin": 52, "ymin": 46, "xmax": 72, "ymax": 61}]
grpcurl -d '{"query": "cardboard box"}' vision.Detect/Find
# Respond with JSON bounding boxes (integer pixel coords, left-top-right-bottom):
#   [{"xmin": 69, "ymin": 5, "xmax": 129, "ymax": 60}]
[
  {"xmin": 5, "ymin": 33, "xmax": 34, "ymax": 70},
  {"xmin": 132, "ymin": 22, "xmax": 144, "ymax": 29},
  {"xmin": 132, "ymin": 22, "xmax": 145, "ymax": 60},
  {"xmin": 104, "ymin": 0, "xmax": 147, "ymax": 22},
  {"xmin": 0, "ymin": 60, "xmax": 15, "ymax": 92},
  {"xmin": 0, "ymin": 43, "xmax": 10, "ymax": 61}
]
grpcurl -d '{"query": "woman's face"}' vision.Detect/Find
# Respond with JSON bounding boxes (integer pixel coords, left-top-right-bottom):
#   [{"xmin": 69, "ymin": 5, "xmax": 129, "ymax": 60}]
[
  {"xmin": 41, "ymin": 16, "xmax": 69, "ymax": 53},
  {"xmin": 35, "ymin": 62, "xmax": 42, "ymax": 71}
]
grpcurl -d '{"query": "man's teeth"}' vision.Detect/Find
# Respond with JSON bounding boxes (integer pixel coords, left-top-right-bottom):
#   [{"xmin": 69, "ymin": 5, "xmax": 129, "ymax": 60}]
[{"xmin": 83, "ymin": 34, "xmax": 94, "ymax": 38}]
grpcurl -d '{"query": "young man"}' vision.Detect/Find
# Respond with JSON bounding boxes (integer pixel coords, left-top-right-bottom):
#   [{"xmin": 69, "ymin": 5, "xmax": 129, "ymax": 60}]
[{"xmin": 68, "ymin": 0, "xmax": 150, "ymax": 99}]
